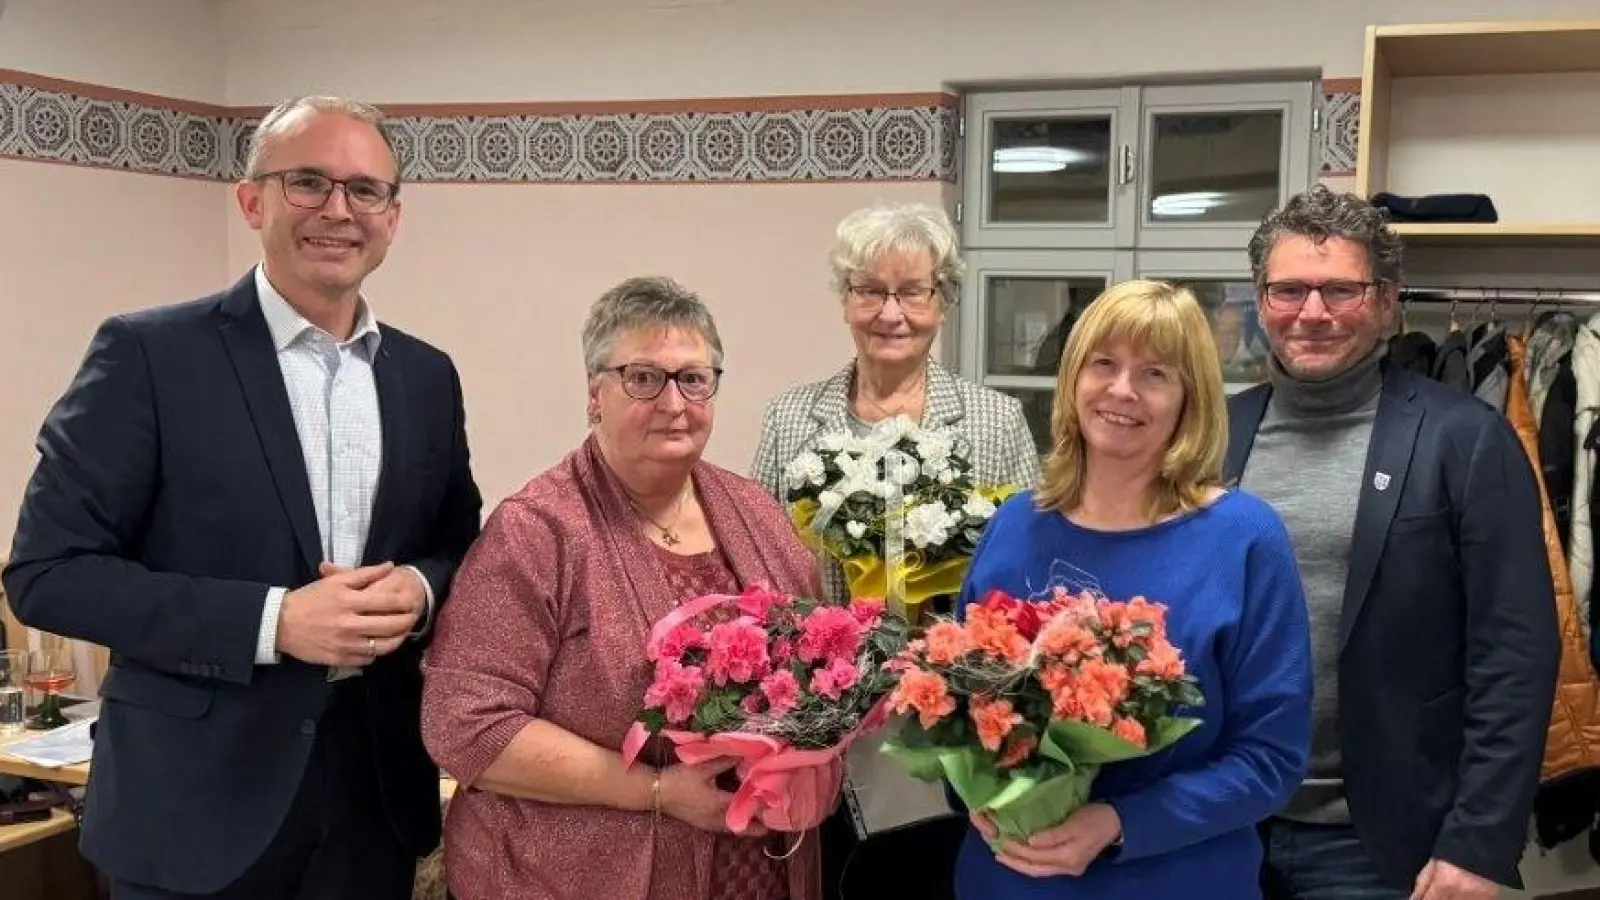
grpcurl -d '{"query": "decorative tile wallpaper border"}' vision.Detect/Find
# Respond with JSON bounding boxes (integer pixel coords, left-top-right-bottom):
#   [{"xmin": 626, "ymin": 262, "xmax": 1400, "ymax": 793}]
[
  {"xmin": 0, "ymin": 71, "xmax": 957, "ymax": 184},
  {"xmin": 1320, "ymin": 77, "xmax": 1361, "ymax": 177},
  {"xmin": 0, "ymin": 69, "xmax": 1359, "ymax": 183}
]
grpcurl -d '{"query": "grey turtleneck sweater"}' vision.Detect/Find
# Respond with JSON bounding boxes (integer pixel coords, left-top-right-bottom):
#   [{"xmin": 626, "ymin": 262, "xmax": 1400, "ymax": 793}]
[{"xmin": 1240, "ymin": 345, "xmax": 1385, "ymax": 824}]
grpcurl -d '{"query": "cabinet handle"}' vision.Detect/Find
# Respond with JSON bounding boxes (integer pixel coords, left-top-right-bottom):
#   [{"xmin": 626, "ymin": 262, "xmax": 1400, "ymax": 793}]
[{"xmin": 1118, "ymin": 144, "xmax": 1136, "ymax": 186}]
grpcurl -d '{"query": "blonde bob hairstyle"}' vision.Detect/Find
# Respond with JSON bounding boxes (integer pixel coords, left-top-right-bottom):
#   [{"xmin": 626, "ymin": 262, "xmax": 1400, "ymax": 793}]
[{"xmin": 1035, "ymin": 279, "xmax": 1228, "ymax": 521}]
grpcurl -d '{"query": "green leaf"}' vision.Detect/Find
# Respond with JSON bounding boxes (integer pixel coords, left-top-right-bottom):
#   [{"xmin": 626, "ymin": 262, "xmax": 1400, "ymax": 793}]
[
  {"xmin": 1146, "ymin": 716, "xmax": 1204, "ymax": 750},
  {"xmin": 637, "ymin": 708, "xmax": 666, "ymax": 733}
]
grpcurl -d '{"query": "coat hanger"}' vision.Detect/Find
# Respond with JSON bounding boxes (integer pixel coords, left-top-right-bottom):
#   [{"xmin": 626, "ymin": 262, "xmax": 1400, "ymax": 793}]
[{"xmin": 1448, "ymin": 298, "xmax": 1461, "ymax": 334}]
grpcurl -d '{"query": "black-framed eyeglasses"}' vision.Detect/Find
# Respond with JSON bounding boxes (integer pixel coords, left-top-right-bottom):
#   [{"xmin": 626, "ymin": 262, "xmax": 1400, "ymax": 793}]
[
  {"xmin": 1262, "ymin": 280, "xmax": 1380, "ymax": 312},
  {"xmin": 847, "ymin": 284, "xmax": 939, "ymax": 314},
  {"xmin": 256, "ymin": 169, "xmax": 399, "ymax": 215},
  {"xmin": 600, "ymin": 363, "xmax": 723, "ymax": 402}
]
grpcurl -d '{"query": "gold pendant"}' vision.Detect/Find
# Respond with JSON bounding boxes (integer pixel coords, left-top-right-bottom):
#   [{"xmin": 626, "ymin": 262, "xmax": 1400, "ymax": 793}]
[{"xmin": 660, "ymin": 528, "xmax": 680, "ymax": 547}]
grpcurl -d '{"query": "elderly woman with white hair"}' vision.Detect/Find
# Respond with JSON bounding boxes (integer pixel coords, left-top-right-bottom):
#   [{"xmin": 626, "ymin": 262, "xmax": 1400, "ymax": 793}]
[{"xmin": 751, "ymin": 203, "xmax": 1042, "ymax": 900}]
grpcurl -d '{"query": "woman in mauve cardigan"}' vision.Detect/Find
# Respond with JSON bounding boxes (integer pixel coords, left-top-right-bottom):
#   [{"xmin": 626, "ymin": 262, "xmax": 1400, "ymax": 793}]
[{"xmin": 420, "ymin": 278, "xmax": 822, "ymax": 900}]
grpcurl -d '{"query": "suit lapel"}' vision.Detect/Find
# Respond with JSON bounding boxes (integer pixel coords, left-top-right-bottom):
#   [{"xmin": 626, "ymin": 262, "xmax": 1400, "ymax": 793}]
[
  {"xmin": 1338, "ymin": 368, "xmax": 1422, "ymax": 653},
  {"xmin": 363, "ymin": 337, "xmax": 408, "ymax": 565},
  {"xmin": 216, "ymin": 275, "xmax": 322, "ymax": 574},
  {"xmin": 1224, "ymin": 384, "xmax": 1271, "ymax": 484},
  {"xmin": 923, "ymin": 361, "xmax": 967, "ymax": 428}
]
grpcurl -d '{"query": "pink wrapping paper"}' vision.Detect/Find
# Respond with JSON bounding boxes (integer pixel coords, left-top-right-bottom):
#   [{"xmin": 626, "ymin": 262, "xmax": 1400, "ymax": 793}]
[{"xmin": 621, "ymin": 590, "xmax": 892, "ymax": 833}]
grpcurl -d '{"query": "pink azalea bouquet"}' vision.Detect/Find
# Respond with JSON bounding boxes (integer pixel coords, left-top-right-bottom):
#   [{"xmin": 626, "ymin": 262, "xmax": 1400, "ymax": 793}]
[{"xmin": 621, "ymin": 584, "xmax": 907, "ymax": 832}]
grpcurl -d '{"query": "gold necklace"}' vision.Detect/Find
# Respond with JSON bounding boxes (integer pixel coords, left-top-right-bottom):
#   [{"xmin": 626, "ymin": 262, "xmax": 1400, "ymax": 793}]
[
  {"xmin": 856, "ymin": 372, "xmax": 927, "ymax": 421},
  {"xmin": 627, "ymin": 487, "xmax": 689, "ymax": 546}
]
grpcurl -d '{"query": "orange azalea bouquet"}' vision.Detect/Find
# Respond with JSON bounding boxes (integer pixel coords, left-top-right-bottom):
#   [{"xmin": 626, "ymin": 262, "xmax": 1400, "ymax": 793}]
[{"xmin": 880, "ymin": 586, "xmax": 1204, "ymax": 843}]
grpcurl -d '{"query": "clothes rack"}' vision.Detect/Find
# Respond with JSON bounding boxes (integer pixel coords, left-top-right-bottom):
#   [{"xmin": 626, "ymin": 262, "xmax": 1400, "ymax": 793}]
[{"xmin": 1400, "ymin": 286, "xmax": 1600, "ymax": 306}]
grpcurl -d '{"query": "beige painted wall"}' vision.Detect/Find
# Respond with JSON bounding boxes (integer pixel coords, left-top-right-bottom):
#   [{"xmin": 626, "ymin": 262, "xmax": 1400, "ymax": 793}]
[
  {"xmin": 223, "ymin": 180, "xmax": 940, "ymax": 506},
  {"xmin": 215, "ymin": 0, "xmax": 1600, "ymax": 102}
]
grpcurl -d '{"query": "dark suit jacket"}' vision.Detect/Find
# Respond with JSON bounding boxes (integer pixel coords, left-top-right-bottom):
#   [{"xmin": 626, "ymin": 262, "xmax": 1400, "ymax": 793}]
[
  {"xmin": 2, "ymin": 272, "xmax": 482, "ymax": 893},
  {"xmin": 1226, "ymin": 363, "xmax": 1559, "ymax": 889}
]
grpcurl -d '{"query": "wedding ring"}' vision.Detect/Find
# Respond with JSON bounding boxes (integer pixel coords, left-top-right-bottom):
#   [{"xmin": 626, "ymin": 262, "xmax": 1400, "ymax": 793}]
[{"xmin": 365, "ymin": 637, "xmax": 377, "ymax": 658}]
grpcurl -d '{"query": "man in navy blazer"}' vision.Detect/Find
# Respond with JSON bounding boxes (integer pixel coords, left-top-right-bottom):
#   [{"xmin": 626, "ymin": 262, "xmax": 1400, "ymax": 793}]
[
  {"xmin": 1228, "ymin": 185, "xmax": 1559, "ymax": 900},
  {"xmin": 3, "ymin": 96, "xmax": 481, "ymax": 899}
]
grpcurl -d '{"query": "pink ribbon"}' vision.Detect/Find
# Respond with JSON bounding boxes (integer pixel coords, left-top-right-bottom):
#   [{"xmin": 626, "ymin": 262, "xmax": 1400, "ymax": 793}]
[{"xmin": 620, "ymin": 716, "xmax": 888, "ymax": 833}]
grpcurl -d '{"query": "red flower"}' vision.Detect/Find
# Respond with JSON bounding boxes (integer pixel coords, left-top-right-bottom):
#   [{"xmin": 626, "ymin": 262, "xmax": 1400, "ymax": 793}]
[{"xmin": 979, "ymin": 589, "xmax": 1047, "ymax": 640}]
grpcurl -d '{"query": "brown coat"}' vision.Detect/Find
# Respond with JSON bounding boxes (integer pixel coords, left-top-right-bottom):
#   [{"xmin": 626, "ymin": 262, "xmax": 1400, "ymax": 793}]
[{"xmin": 1506, "ymin": 334, "xmax": 1600, "ymax": 781}]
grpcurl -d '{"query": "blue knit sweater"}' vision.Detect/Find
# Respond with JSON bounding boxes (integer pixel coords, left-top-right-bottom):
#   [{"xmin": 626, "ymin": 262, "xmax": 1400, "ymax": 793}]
[{"xmin": 952, "ymin": 489, "xmax": 1313, "ymax": 900}]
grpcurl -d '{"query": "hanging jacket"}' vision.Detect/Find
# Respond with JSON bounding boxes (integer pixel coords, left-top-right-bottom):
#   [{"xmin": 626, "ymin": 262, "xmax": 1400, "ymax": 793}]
[
  {"xmin": 1471, "ymin": 325, "xmax": 1509, "ymax": 411},
  {"xmin": 1530, "ymin": 314, "xmax": 1579, "ymax": 419},
  {"xmin": 1570, "ymin": 316, "xmax": 1600, "ymax": 659},
  {"xmin": 1528, "ymin": 314, "xmax": 1580, "ymax": 556},
  {"xmin": 1433, "ymin": 329, "xmax": 1472, "ymax": 393},
  {"xmin": 1507, "ymin": 336, "xmax": 1600, "ymax": 853},
  {"xmin": 1388, "ymin": 331, "xmax": 1436, "ymax": 378},
  {"xmin": 1546, "ymin": 358, "xmax": 1579, "ymax": 557}
]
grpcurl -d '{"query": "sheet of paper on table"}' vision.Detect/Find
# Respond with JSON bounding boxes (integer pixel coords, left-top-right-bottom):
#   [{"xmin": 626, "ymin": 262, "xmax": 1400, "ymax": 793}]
[{"xmin": 1, "ymin": 718, "xmax": 96, "ymax": 768}]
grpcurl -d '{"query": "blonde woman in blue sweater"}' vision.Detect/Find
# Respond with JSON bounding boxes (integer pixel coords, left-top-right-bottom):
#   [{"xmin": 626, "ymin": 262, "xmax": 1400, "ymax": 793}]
[{"xmin": 955, "ymin": 280, "xmax": 1313, "ymax": 899}]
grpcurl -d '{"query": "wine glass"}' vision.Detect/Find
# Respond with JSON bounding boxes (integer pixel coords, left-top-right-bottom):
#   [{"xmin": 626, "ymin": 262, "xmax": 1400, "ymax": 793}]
[{"xmin": 25, "ymin": 640, "xmax": 76, "ymax": 730}]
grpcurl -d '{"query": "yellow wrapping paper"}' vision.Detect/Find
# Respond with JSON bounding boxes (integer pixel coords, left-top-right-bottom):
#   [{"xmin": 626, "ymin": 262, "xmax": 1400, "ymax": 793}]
[
  {"xmin": 840, "ymin": 555, "xmax": 969, "ymax": 621},
  {"xmin": 788, "ymin": 498, "xmax": 973, "ymax": 621}
]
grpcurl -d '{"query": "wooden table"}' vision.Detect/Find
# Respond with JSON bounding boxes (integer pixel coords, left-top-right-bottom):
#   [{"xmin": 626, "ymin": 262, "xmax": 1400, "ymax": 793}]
[
  {"xmin": 0, "ymin": 809, "xmax": 74, "ymax": 854},
  {"xmin": 0, "ymin": 729, "xmax": 90, "ymax": 786}
]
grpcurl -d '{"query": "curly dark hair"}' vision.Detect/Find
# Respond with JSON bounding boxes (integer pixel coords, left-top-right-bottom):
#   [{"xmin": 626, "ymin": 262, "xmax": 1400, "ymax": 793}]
[{"xmin": 1247, "ymin": 184, "xmax": 1403, "ymax": 288}]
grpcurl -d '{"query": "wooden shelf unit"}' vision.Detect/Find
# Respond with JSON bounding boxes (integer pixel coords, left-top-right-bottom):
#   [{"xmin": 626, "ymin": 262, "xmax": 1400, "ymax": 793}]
[
  {"xmin": 1356, "ymin": 19, "xmax": 1600, "ymax": 245},
  {"xmin": 1391, "ymin": 222, "xmax": 1600, "ymax": 246}
]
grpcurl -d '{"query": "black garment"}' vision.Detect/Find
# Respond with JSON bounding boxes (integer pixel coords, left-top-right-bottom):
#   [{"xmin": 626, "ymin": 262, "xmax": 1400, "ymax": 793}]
[
  {"xmin": 109, "ymin": 685, "xmax": 416, "ymax": 900},
  {"xmin": 1371, "ymin": 192, "xmax": 1498, "ymax": 223},
  {"xmin": 1588, "ymin": 418, "xmax": 1600, "ymax": 656},
  {"xmin": 1533, "ymin": 769, "xmax": 1600, "ymax": 859},
  {"xmin": 1433, "ymin": 330, "xmax": 1471, "ymax": 393},
  {"xmin": 1388, "ymin": 331, "xmax": 1436, "ymax": 379},
  {"xmin": 1541, "ymin": 353, "xmax": 1577, "ymax": 553},
  {"xmin": 823, "ymin": 809, "xmax": 963, "ymax": 900}
]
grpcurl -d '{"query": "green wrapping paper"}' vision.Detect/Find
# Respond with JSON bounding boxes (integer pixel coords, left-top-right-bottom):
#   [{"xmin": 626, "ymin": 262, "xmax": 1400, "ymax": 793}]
[{"xmin": 881, "ymin": 714, "xmax": 1202, "ymax": 844}]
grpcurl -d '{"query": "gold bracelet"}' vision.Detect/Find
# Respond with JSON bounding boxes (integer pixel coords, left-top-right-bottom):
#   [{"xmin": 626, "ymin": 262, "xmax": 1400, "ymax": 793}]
[{"xmin": 651, "ymin": 769, "xmax": 663, "ymax": 820}]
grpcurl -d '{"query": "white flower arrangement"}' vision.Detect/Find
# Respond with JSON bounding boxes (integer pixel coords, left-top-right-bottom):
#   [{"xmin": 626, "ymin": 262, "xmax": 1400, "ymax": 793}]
[{"xmin": 783, "ymin": 415, "xmax": 1013, "ymax": 568}]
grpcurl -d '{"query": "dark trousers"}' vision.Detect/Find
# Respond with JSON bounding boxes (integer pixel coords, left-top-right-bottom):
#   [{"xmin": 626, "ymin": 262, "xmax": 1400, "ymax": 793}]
[
  {"xmin": 111, "ymin": 683, "xmax": 416, "ymax": 900},
  {"xmin": 1260, "ymin": 819, "xmax": 1408, "ymax": 900},
  {"xmin": 821, "ymin": 805, "xmax": 964, "ymax": 900}
]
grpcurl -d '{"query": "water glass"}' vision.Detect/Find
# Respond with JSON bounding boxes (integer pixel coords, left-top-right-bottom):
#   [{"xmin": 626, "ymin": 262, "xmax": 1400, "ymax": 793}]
[{"xmin": 0, "ymin": 650, "xmax": 24, "ymax": 736}]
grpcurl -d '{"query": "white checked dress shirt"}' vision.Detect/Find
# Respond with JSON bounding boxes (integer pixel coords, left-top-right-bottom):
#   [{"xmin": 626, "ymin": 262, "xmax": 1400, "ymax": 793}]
[{"xmin": 249, "ymin": 265, "xmax": 430, "ymax": 674}]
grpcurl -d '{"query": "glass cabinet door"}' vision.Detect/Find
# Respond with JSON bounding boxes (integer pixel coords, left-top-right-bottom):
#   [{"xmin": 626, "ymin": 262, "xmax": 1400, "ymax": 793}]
[
  {"xmin": 1136, "ymin": 251, "xmax": 1268, "ymax": 392},
  {"xmin": 1134, "ymin": 82, "xmax": 1315, "ymax": 250},
  {"xmin": 958, "ymin": 251, "xmax": 1130, "ymax": 454},
  {"xmin": 963, "ymin": 89, "xmax": 1137, "ymax": 250}
]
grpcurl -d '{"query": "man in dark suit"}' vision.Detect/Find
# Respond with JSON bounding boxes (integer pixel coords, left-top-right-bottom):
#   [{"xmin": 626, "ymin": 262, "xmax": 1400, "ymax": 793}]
[
  {"xmin": 3, "ymin": 96, "xmax": 481, "ymax": 899},
  {"xmin": 1228, "ymin": 184, "xmax": 1559, "ymax": 900}
]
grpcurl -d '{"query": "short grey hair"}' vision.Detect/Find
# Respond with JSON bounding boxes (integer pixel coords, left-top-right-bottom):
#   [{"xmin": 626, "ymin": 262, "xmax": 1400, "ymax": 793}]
[
  {"xmin": 1247, "ymin": 184, "xmax": 1404, "ymax": 287},
  {"xmin": 829, "ymin": 202, "xmax": 965, "ymax": 306},
  {"xmin": 581, "ymin": 276, "xmax": 725, "ymax": 374},
  {"xmin": 244, "ymin": 96, "xmax": 399, "ymax": 181}
]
